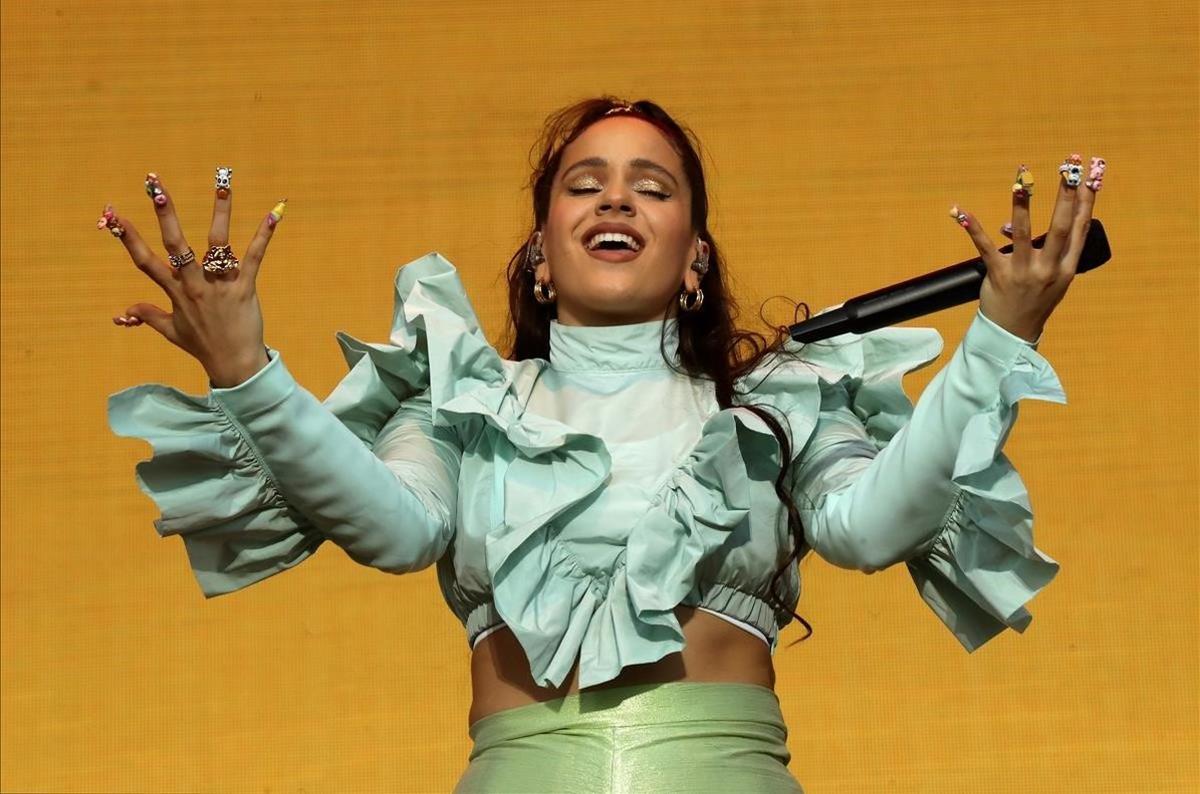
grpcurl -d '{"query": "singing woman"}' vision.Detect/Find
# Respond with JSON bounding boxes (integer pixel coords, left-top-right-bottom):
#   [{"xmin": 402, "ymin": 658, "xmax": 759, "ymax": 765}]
[{"xmin": 105, "ymin": 97, "xmax": 1103, "ymax": 792}]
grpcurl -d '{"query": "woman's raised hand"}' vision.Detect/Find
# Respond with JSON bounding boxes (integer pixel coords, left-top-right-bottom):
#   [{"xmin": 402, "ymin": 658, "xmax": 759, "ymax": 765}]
[
  {"xmin": 950, "ymin": 154, "xmax": 1106, "ymax": 343},
  {"xmin": 101, "ymin": 168, "xmax": 284, "ymax": 388}
]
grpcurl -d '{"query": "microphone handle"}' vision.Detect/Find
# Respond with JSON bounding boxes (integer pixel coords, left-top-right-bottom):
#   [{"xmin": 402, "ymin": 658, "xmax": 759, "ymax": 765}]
[{"xmin": 789, "ymin": 218, "xmax": 1111, "ymax": 343}]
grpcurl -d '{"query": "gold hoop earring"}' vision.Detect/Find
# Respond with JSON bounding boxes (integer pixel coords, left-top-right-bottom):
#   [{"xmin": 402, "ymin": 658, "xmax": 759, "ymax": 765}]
[
  {"xmin": 678, "ymin": 287, "xmax": 704, "ymax": 312},
  {"xmin": 533, "ymin": 278, "xmax": 557, "ymax": 304}
]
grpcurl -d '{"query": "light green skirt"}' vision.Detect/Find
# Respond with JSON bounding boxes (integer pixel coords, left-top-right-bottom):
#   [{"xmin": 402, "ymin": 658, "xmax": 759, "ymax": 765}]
[{"xmin": 454, "ymin": 681, "xmax": 803, "ymax": 793}]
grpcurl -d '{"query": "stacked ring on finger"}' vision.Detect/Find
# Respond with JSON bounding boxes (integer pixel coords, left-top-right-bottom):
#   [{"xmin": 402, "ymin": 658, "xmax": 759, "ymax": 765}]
[
  {"xmin": 201, "ymin": 244, "xmax": 239, "ymax": 273},
  {"xmin": 168, "ymin": 247, "xmax": 196, "ymax": 269}
]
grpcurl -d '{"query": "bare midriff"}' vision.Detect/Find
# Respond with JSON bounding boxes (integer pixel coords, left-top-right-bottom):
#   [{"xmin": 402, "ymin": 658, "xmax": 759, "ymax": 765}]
[{"xmin": 468, "ymin": 605, "xmax": 775, "ymax": 727}]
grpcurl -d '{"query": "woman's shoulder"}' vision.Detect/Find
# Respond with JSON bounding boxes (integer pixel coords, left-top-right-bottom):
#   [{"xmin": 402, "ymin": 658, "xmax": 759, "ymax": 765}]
[
  {"xmin": 727, "ymin": 309, "xmax": 946, "ymax": 460},
  {"xmin": 327, "ymin": 251, "xmax": 570, "ymax": 455},
  {"xmin": 739, "ymin": 307, "xmax": 944, "ymax": 390},
  {"xmin": 339, "ymin": 250, "xmax": 536, "ymax": 383}
]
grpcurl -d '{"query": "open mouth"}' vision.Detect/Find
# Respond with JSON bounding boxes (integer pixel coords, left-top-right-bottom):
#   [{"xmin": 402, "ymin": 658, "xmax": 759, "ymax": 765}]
[{"xmin": 583, "ymin": 229, "xmax": 644, "ymax": 262}]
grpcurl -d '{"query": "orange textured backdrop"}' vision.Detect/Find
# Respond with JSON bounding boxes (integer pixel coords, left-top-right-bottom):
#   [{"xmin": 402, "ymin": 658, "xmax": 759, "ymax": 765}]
[{"xmin": 2, "ymin": 2, "xmax": 1196, "ymax": 792}]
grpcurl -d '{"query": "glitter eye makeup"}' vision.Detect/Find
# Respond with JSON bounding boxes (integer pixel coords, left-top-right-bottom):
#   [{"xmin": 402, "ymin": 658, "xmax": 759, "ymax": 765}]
[
  {"xmin": 568, "ymin": 175, "xmax": 603, "ymax": 191},
  {"xmin": 566, "ymin": 175, "xmax": 671, "ymax": 199},
  {"xmin": 632, "ymin": 179, "xmax": 671, "ymax": 197}
]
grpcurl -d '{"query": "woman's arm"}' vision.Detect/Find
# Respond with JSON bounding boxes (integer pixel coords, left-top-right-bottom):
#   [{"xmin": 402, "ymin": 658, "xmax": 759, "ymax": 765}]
[
  {"xmin": 793, "ymin": 307, "xmax": 1064, "ymax": 573},
  {"xmin": 110, "ymin": 348, "xmax": 461, "ymax": 596},
  {"xmin": 208, "ymin": 349, "xmax": 459, "ymax": 573}
]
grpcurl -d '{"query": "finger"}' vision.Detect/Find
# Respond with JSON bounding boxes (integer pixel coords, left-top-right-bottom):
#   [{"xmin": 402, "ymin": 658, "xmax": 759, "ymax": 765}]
[
  {"xmin": 1010, "ymin": 164, "xmax": 1034, "ymax": 266},
  {"xmin": 1039, "ymin": 153, "xmax": 1083, "ymax": 264},
  {"xmin": 949, "ymin": 204, "xmax": 1006, "ymax": 268},
  {"xmin": 97, "ymin": 204, "xmax": 178, "ymax": 296},
  {"xmin": 240, "ymin": 198, "xmax": 287, "ymax": 281},
  {"xmin": 1060, "ymin": 156, "xmax": 1104, "ymax": 275},
  {"xmin": 144, "ymin": 172, "xmax": 185, "ymax": 248},
  {"xmin": 209, "ymin": 165, "xmax": 233, "ymax": 247},
  {"xmin": 114, "ymin": 303, "xmax": 179, "ymax": 345},
  {"xmin": 143, "ymin": 172, "xmax": 204, "ymax": 290}
]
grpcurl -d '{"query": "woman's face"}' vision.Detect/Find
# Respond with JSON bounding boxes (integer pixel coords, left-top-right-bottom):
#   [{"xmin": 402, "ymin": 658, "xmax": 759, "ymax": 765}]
[{"xmin": 537, "ymin": 116, "xmax": 704, "ymax": 326}]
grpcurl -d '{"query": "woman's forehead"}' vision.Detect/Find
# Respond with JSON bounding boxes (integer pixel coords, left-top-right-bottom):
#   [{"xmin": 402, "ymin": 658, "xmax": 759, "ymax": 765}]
[{"xmin": 562, "ymin": 117, "xmax": 683, "ymax": 172}]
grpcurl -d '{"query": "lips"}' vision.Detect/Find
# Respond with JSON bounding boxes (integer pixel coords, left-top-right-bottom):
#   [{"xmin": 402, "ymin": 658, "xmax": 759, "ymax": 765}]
[
  {"xmin": 585, "ymin": 245, "xmax": 642, "ymax": 263},
  {"xmin": 581, "ymin": 222, "xmax": 645, "ymax": 263},
  {"xmin": 583, "ymin": 222, "xmax": 645, "ymax": 249}
]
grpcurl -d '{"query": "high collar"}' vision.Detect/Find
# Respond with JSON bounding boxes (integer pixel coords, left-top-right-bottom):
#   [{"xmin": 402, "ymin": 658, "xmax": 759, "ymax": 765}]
[{"xmin": 548, "ymin": 316, "xmax": 681, "ymax": 372}]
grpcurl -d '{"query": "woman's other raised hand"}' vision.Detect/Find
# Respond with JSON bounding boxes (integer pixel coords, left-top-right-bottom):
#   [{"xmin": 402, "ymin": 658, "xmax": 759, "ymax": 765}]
[
  {"xmin": 949, "ymin": 154, "xmax": 1106, "ymax": 343},
  {"xmin": 101, "ymin": 167, "xmax": 284, "ymax": 387}
]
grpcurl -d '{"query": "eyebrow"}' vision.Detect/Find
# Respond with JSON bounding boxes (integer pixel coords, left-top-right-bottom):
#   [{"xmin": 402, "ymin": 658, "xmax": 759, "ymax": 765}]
[{"xmin": 561, "ymin": 156, "xmax": 679, "ymax": 187}]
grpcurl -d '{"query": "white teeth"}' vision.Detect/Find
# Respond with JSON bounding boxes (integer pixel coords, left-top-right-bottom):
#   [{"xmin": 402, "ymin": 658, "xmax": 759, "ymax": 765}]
[{"xmin": 585, "ymin": 231, "xmax": 641, "ymax": 251}]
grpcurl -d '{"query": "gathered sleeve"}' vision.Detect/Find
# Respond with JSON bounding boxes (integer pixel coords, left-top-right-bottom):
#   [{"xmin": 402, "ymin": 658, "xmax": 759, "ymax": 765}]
[
  {"xmin": 785, "ymin": 307, "xmax": 1067, "ymax": 650},
  {"xmin": 107, "ymin": 260, "xmax": 467, "ymax": 598},
  {"xmin": 208, "ymin": 350, "xmax": 461, "ymax": 574}
]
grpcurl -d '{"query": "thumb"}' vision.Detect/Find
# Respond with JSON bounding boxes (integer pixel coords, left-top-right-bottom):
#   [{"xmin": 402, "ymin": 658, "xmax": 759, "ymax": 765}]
[{"xmin": 119, "ymin": 303, "xmax": 180, "ymax": 345}]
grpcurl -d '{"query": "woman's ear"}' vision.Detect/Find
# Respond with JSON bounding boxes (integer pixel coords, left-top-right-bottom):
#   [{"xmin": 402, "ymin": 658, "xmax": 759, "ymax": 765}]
[
  {"xmin": 683, "ymin": 237, "xmax": 709, "ymax": 292},
  {"xmin": 529, "ymin": 229, "xmax": 550, "ymax": 282}
]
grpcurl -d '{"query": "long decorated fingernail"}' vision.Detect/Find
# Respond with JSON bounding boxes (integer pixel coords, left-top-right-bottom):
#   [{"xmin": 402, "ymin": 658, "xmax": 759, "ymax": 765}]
[
  {"xmin": 266, "ymin": 198, "xmax": 287, "ymax": 228},
  {"xmin": 949, "ymin": 205, "xmax": 969, "ymax": 228},
  {"xmin": 1058, "ymin": 153, "xmax": 1083, "ymax": 187},
  {"xmin": 1000, "ymin": 221, "xmax": 1015, "ymax": 238},
  {"xmin": 1011, "ymin": 164, "xmax": 1034, "ymax": 198},
  {"xmin": 144, "ymin": 172, "xmax": 167, "ymax": 206},
  {"xmin": 1084, "ymin": 156, "xmax": 1106, "ymax": 191},
  {"xmin": 96, "ymin": 204, "xmax": 125, "ymax": 238},
  {"xmin": 214, "ymin": 165, "xmax": 233, "ymax": 199}
]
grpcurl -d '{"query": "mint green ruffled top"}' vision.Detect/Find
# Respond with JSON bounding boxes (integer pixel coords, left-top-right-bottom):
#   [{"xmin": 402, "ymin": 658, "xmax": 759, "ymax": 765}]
[{"xmin": 108, "ymin": 252, "xmax": 1066, "ymax": 690}]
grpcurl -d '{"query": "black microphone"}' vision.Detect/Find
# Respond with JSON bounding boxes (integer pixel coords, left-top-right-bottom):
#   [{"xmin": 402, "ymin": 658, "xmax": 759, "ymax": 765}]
[{"xmin": 788, "ymin": 219, "xmax": 1112, "ymax": 343}]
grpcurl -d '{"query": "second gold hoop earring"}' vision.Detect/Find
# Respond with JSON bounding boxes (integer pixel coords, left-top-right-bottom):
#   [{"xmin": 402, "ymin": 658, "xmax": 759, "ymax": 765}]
[
  {"xmin": 534, "ymin": 279, "xmax": 557, "ymax": 304},
  {"xmin": 679, "ymin": 288, "xmax": 704, "ymax": 312}
]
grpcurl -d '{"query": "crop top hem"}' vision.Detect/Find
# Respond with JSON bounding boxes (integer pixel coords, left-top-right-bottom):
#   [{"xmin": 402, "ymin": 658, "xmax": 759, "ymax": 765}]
[{"xmin": 465, "ymin": 581, "xmax": 782, "ymax": 655}]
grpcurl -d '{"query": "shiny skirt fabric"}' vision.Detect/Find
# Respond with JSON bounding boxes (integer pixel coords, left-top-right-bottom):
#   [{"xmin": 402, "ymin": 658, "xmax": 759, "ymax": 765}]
[{"xmin": 454, "ymin": 681, "xmax": 804, "ymax": 793}]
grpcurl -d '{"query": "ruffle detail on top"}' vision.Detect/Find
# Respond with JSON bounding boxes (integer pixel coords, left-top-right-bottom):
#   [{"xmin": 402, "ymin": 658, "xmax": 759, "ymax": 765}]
[
  {"xmin": 327, "ymin": 254, "xmax": 613, "ymax": 688},
  {"xmin": 734, "ymin": 310, "xmax": 1066, "ymax": 651},
  {"xmin": 327, "ymin": 254, "xmax": 800, "ymax": 689},
  {"xmin": 521, "ymin": 322, "xmax": 960, "ymax": 687},
  {"xmin": 107, "ymin": 377, "xmax": 321, "ymax": 596},
  {"xmin": 744, "ymin": 323, "xmax": 948, "ymax": 455},
  {"xmin": 478, "ymin": 403, "xmax": 791, "ymax": 689}
]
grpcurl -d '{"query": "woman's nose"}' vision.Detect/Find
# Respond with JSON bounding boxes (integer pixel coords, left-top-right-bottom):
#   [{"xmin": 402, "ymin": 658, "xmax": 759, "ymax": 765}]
[{"xmin": 597, "ymin": 185, "xmax": 634, "ymax": 214}]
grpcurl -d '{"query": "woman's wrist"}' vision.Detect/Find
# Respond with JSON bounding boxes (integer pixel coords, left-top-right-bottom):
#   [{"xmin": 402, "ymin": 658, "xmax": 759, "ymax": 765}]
[{"xmin": 207, "ymin": 345, "xmax": 272, "ymax": 389}]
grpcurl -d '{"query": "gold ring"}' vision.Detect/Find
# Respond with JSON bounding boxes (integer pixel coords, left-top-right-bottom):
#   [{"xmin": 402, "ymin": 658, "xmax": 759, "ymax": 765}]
[{"xmin": 201, "ymin": 244, "xmax": 239, "ymax": 274}]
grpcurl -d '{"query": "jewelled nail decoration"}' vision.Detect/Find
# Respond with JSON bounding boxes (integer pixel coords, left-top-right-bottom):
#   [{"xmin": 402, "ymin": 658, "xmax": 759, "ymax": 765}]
[
  {"xmin": 1058, "ymin": 154, "xmax": 1083, "ymax": 187},
  {"xmin": 949, "ymin": 205, "xmax": 969, "ymax": 228},
  {"xmin": 1011, "ymin": 164, "xmax": 1034, "ymax": 198},
  {"xmin": 1084, "ymin": 157, "xmax": 1106, "ymax": 191},
  {"xmin": 267, "ymin": 198, "xmax": 287, "ymax": 228},
  {"xmin": 214, "ymin": 166, "xmax": 233, "ymax": 199},
  {"xmin": 144, "ymin": 173, "xmax": 167, "ymax": 206}
]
